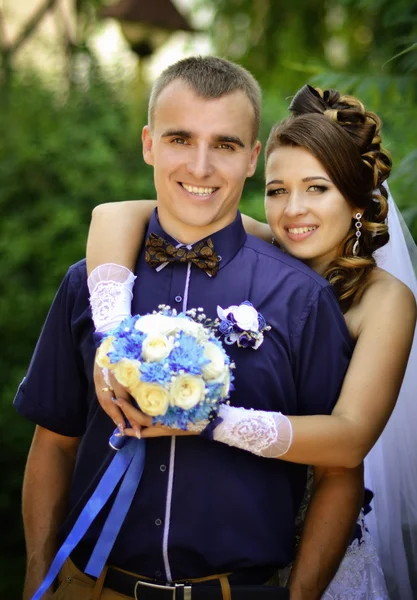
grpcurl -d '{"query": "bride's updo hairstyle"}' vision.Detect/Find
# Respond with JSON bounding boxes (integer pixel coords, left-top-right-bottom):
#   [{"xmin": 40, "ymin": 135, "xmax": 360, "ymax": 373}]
[{"xmin": 265, "ymin": 84, "xmax": 392, "ymax": 310}]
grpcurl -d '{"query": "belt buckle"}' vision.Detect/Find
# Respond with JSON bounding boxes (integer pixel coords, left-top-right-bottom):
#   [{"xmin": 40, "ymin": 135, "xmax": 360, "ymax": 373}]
[{"xmin": 134, "ymin": 580, "xmax": 192, "ymax": 599}]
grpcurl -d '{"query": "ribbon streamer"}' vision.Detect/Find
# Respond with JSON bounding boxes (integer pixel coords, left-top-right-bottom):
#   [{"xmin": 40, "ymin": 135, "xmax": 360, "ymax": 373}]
[
  {"xmin": 31, "ymin": 438, "xmax": 145, "ymax": 599},
  {"xmin": 85, "ymin": 439, "xmax": 145, "ymax": 576}
]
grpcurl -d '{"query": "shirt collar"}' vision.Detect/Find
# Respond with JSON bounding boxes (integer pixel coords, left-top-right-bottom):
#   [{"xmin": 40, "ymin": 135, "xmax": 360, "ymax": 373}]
[{"xmin": 146, "ymin": 209, "xmax": 247, "ymax": 272}]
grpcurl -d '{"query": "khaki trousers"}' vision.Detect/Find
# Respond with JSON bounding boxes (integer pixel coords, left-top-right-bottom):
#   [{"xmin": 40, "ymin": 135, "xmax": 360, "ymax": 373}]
[
  {"xmin": 53, "ymin": 558, "xmax": 132, "ymax": 600},
  {"xmin": 52, "ymin": 559, "xmax": 233, "ymax": 600}
]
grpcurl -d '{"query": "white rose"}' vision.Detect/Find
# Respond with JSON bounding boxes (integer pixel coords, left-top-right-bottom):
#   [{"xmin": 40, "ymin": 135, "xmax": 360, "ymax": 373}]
[
  {"xmin": 233, "ymin": 304, "xmax": 259, "ymax": 332},
  {"xmin": 202, "ymin": 342, "xmax": 226, "ymax": 380},
  {"xmin": 133, "ymin": 383, "xmax": 170, "ymax": 416},
  {"xmin": 170, "ymin": 374, "xmax": 205, "ymax": 410},
  {"xmin": 135, "ymin": 314, "xmax": 176, "ymax": 336},
  {"xmin": 142, "ymin": 334, "xmax": 173, "ymax": 362},
  {"xmin": 175, "ymin": 318, "xmax": 202, "ymax": 338}
]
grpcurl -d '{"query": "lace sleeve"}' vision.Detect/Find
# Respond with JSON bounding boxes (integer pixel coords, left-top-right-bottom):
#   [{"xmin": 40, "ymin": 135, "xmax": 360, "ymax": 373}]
[
  {"xmin": 88, "ymin": 263, "xmax": 136, "ymax": 333},
  {"xmin": 213, "ymin": 404, "xmax": 293, "ymax": 458}
]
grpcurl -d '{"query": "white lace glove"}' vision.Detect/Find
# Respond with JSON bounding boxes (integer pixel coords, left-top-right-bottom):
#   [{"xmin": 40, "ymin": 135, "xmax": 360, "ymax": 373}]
[
  {"xmin": 88, "ymin": 263, "xmax": 136, "ymax": 333},
  {"xmin": 213, "ymin": 404, "xmax": 293, "ymax": 458}
]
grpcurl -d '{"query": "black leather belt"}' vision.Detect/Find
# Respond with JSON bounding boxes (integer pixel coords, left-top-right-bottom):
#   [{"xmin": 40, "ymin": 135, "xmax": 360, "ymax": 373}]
[{"xmin": 104, "ymin": 570, "xmax": 290, "ymax": 599}]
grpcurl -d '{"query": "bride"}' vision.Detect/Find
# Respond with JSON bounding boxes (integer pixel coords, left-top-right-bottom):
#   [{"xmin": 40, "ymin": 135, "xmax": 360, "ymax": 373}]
[{"xmin": 86, "ymin": 84, "xmax": 417, "ymax": 599}]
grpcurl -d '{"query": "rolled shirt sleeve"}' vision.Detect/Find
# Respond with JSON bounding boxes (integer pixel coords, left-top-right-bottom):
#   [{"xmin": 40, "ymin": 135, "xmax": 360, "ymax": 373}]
[{"xmin": 14, "ymin": 263, "xmax": 91, "ymax": 436}]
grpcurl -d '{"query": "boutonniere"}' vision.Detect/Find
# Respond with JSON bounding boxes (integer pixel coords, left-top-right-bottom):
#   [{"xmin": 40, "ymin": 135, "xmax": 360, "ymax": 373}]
[{"xmin": 217, "ymin": 301, "xmax": 270, "ymax": 350}]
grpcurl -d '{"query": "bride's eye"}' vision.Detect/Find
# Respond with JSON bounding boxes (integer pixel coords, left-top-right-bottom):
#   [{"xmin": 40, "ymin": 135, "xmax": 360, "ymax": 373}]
[
  {"xmin": 266, "ymin": 187, "xmax": 287, "ymax": 196},
  {"xmin": 308, "ymin": 185, "xmax": 327, "ymax": 193}
]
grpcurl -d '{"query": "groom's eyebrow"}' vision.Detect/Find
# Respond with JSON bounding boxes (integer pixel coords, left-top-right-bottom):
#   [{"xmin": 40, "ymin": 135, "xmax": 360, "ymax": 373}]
[{"xmin": 161, "ymin": 129, "xmax": 192, "ymax": 138}]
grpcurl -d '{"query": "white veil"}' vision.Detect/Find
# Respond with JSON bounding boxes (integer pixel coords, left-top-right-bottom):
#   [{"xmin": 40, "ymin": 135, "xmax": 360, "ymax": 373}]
[{"xmin": 364, "ymin": 186, "xmax": 417, "ymax": 600}]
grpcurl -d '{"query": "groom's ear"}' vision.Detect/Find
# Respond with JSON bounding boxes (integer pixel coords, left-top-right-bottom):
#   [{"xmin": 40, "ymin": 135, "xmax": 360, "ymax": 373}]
[
  {"xmin": 247, "ymin": 140, "xmax": 262, "ymax": 178},
  {"xmin": 142, "ymin": 125, "xmax": 154, "ymax": 166}
]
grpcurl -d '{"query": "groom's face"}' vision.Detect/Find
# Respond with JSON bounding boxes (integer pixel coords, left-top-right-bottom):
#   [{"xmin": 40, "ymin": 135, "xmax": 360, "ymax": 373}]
[{"xmin": 142, "ymin": 79, "xmax": 261, "ymax": 244}]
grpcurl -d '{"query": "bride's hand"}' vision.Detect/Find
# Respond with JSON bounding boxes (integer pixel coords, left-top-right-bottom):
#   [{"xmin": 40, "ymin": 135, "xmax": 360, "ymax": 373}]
[
  {"xmin": 113, "ymin": 397, "xmax": 199, "ymax": 439},
  {"xmin": 93, "ymin": 360, "xmax": 143, "ymax": 436}
]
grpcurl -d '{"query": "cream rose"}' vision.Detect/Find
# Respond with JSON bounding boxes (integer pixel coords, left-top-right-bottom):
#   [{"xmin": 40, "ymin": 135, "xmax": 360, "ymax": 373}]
[
  {"xmin": 95, "ymin": 336, "xmax": 115, "ymax": 369},
  {"xmin": 133, "ymin": 383, "xmax": 170, "ymax": 417},
  {"xmin": 170, "ymin": 374, "xmax": 205, "ymax": 410},
  {"xmin": 113, "ymin": 358, "xmax": 142, "ymax": 389},
  {"xmin": 142, "ymin": 334, "xmax": 173, "ymax": 362},
  {"xmin": 202, "ymin": 342, "xmax": 226, "ymax": 380}
]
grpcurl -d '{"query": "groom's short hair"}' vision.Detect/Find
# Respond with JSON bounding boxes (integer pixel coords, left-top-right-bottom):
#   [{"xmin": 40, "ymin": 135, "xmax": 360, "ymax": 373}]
[{"xmin": 148, "ymin": 56, "xmax": 262, "ymax": 145}]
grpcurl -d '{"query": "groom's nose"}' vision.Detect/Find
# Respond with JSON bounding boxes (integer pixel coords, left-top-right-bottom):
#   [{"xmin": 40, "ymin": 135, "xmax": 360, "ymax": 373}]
[{"xmin": 186, "ymin": 144, "xmax": 215, "ymax": 179}]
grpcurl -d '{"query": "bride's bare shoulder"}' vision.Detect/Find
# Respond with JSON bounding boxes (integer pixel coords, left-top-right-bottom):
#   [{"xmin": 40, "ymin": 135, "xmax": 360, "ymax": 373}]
[{"xmin": 359, "ymin": 267, "xmax": 416, "ymax": 319}]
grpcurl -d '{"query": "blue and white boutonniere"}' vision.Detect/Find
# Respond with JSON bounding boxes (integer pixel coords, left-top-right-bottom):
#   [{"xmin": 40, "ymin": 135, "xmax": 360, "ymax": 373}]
[{"xmin": 217, "ymin": 301, "xmax": 270, "ymax": 349}]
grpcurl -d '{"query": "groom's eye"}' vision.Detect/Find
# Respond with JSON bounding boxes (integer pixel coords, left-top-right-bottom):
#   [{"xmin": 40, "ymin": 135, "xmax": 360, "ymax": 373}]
[{"xmin": 218, "ymin": 143, "xmax": 235, "ymax": 151}]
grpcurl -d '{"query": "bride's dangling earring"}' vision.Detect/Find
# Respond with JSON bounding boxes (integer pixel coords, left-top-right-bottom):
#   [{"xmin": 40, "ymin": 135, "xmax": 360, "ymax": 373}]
[{"xmin": 352, "ymin": 213, "xmax": 362, "ymax": 256}]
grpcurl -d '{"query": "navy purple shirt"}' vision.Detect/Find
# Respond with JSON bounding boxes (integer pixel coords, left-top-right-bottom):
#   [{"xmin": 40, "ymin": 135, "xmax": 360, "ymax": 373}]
[{"xmin": 14, "ymin": 210, "xmax": 353, "ymax": 581}]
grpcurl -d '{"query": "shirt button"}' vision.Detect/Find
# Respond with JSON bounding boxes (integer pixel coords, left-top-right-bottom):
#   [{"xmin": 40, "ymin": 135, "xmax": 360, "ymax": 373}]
[
  {"xmin": 218, "ymin": 255, "xmax": 222, "ymax": 261},
  {"xmin": 175, "ymin": 295, "xmax": 182, "ymax": 303},
  {"xmin": 160, "ymin": 464, "xmax": 167, "ymax": 472},
  {"xmin": 155, "ymin": 518, "xmax": 162, "ymax": 526},
  {"xmin": 155, "ymin": 570, "xmax": 163, "ymax": 579}
]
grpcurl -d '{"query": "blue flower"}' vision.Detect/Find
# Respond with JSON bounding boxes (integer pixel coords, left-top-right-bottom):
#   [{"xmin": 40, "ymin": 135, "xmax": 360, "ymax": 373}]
[
  {"xmin": 219, "ymin": 319, "xmax": 233, "ymax": 335},
  {"xmin": 257, "ymin": 313, "xmax": 266, "ymax": 330}
]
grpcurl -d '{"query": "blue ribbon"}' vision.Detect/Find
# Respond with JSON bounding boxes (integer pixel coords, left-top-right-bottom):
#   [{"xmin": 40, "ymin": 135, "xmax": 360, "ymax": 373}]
[
  {"xmin": 85, "ymin": 439, "xmax": 145, "ymax": 576},
  {"xmin": 31, "ymin": 437, "xmax": 145, "ymax": 599}
]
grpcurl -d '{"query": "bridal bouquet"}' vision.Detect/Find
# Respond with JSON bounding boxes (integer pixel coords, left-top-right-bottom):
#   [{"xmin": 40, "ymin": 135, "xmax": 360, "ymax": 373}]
[{"xmin": 96, "ymin": 305, "xmax": 234, "ymax": 430}]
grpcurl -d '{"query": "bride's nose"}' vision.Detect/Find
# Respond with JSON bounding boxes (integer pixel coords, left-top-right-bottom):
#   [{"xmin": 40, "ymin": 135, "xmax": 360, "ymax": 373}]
[{"xmin": 283, "ymin": 192, "xmax": 308, "ymax": 217}]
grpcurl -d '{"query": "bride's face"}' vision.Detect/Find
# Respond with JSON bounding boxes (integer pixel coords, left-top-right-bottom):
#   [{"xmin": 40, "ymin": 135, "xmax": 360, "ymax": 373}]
[{"xmin": 264, "ymin": 145, "xmax": 358, "ymax": 274}]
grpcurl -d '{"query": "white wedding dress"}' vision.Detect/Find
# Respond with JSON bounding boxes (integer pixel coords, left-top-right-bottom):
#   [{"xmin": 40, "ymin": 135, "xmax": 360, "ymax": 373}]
[
  {"xmin": 323, "ymin": 190, "xmax": 417, "ymax": 599},
  {"xmin": 322, "ymin": 510, "xmax": 389, "ymax": 599},
  {"xmin": 283, "ymin": 470, "xmax": 390, "ymax": 600}
]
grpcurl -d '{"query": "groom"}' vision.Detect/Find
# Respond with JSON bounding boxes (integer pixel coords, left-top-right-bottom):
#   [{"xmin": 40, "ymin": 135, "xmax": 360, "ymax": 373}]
[{"xmin": 16, "ymin": 56, "xmax": 362, "ymax": 600}]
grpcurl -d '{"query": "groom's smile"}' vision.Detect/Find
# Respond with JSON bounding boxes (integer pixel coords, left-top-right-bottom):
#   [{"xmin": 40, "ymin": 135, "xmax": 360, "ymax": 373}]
[{"xmin": 141, "ymin": 79, "xmax": 261, "ymax": 244}]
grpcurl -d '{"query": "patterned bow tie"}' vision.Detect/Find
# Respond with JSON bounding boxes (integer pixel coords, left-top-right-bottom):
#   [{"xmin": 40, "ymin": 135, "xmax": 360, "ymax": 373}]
[{"xmin": 145, "ymin": 233, "xmax": 220, "ymax": 277}]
